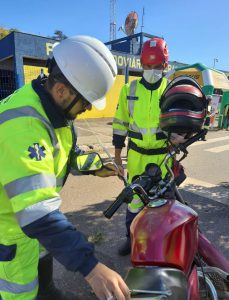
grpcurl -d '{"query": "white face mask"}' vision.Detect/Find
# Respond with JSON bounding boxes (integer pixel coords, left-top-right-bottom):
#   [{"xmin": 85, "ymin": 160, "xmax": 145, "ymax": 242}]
[{"xmin": 143, "ymin": 69, "xmax": 163, "ymax": 84}]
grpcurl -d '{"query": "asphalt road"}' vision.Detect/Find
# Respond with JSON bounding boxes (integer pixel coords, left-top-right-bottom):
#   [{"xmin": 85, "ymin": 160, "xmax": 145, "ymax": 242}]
[
  {"xmin": 53, "ymin": 121, "xmax": 229, "ymax": 299},
  {"xmin": 182, "ymin": 130, "xmax": 229, "ymax": 185}
]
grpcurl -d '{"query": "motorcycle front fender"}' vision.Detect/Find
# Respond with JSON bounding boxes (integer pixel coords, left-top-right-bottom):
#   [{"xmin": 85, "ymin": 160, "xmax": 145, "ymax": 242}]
[{"xmin": 125, "ymin": 266, "xmax": 187, "ymax": 300}]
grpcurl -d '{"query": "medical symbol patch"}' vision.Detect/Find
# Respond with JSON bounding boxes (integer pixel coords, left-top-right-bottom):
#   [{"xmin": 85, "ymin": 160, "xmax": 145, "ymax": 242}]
[{"xmin": 28, "ymin": 143, "xmax": 46, "ymax": 161}]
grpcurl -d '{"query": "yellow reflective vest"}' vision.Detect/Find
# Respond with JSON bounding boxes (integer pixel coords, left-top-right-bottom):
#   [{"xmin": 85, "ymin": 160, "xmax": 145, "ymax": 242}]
[
  {"xmin": 0, "ymin": 79, "xmax": 75, "ymax": 240},
  {"xmin": 113, "ymin": 77, "xmax": 170, "ymax": 212},
  {"xmin": 113, "ymin": 77, "xmax": 168, "ymax": 150}
]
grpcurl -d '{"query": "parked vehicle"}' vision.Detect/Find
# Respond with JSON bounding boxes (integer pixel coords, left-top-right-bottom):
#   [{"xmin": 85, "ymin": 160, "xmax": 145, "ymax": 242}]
[{"xmin": 104, "ymin": 129, "xmax": 229, "ymax": 300}]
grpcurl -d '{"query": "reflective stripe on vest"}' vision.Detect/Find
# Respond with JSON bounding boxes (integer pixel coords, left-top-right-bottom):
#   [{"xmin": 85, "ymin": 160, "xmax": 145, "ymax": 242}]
[
  {"xmin": 128, "ymin": 80, "xmax": 138, "ymax": 117},
  {"xmin": 16, "ymin": 197, "xmax": 62, "ymax": 227},
  {"xmin": 113, "ymin": 118, "xmax": 129, "ymax": 128},
  {"xmin": 4, "ymin": 174, "xmax": 57, "ymax": 199},
  {"xmin": 113, "ymin": 128, "xmax": 128, "ymax": 136},
  {"xmin": 0, "ymin": 106, "xmax": 59, "ymax": 154},
  {"xmin": 129, "ymin": 123, "xmax": 148, "ymax": 134},
  {"xmin": 0, "ymin": 277, "xmax": 38, "ymax": 294},
  {"xmin": 56, "ymin": 177, "xmax": 64, "ymax": 187},
  {"xmin": 129, "ymin": 123, "xmax": 166, "ymax": 140},
  {"xmin": 127, "ymin": 81, "xmax": 141, "ymax": 137}
]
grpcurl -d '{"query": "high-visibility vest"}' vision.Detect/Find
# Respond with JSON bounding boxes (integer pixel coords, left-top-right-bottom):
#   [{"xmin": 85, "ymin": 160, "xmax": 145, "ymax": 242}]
[
  {"xmin": 0, "ymin": 83, "xmax": 74, "ymax": 240},
  {"xmin": 113, "ymin": 77, "xmax": 168, "ymax": 153},
  {"xmin": 113, "ymin": 77, "xmax": 170, "ymax": 213}
]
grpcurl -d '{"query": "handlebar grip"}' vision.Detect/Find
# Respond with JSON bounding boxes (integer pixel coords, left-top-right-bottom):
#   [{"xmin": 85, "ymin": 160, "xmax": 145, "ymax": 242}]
[
  {"xmin": 103, "ymin": 187, "xmax": 133, "ymax": 219},
  {"xmin": 182, "ymin": 129, "xmax": 207, "ymax": 148},
  {"xmin": 103, "ymin": 194, "xmax": 125, "ymax": 219}
]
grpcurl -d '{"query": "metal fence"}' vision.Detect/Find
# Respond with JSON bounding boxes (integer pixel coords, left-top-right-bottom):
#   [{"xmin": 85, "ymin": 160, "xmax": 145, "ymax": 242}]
[{"xmin": 0, "ymin": 69, "xmax": 16, "ymax": 100}]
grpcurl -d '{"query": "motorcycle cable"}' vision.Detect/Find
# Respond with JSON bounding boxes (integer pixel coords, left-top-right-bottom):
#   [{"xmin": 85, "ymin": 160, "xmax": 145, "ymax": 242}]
[
  {"xmin": 196, "ymin": 253, "xmax": 209, "ymax": 299},
  {"xmin": 78, "ymin": 118, "xmax": 129, "ymax": 186}
]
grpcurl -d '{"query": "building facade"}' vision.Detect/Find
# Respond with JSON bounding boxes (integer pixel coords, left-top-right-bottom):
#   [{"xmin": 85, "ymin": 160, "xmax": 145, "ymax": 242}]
[{"xmin": 0, "ymin": 31, "xmax": 228, "ymax": 119}]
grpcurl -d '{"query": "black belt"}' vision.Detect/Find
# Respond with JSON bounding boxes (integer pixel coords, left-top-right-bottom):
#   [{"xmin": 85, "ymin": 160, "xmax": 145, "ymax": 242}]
[
  {"xmin": 128, "ymin": 140, "xmax": 168, "ymax": 155},
  {"xmin": 128, "ymin": 130, "xmax": 143, "ymax": 140},
  {"xmin": 128, "ymin": 130, "xmax": 167, "ymax": 141}
]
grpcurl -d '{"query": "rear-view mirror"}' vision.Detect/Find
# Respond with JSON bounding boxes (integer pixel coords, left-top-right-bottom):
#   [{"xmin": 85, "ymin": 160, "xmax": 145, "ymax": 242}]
[{"xmin": 76, "ymin": 152, "xmax": 103, "ymax": 172}]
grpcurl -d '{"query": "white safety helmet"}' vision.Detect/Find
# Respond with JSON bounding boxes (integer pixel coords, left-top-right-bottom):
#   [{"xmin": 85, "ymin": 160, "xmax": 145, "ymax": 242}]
[{"xmin": 53, "ymin": 35, "xmax": 117, "ymax": 110}]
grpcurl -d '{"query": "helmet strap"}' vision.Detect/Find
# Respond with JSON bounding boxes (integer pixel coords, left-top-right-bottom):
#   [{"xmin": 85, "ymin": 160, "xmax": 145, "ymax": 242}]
[{"xmin": 64, "ymin": 93, "xmax": 82, "ymax": 115}]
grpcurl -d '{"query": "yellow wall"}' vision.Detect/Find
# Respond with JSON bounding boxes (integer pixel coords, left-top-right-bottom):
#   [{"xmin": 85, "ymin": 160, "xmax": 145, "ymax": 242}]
[
  {"xmin": 78, "ymin": 75, "xmax": 125, "ymax": 119},
  {"xmin": 23, "ymin": 65, "xmax": 140, "ymax": 119},
  {"xmin": 24, "ymin": 65, "xmax": 48, "ymax": 84},
  {"xmin": 78, "ymin": 75, "xmax": 139, "ymax": 119}
]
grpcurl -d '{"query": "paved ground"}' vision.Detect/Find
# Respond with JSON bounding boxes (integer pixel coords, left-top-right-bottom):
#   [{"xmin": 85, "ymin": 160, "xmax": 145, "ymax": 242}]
[{"xmin": 52, "ymin": 118, "xmax": 229, "ymax": 299}]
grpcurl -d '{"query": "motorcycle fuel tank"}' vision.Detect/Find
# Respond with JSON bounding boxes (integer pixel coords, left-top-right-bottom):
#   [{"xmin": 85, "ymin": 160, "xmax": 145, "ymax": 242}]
[{"xmin": 131, "ymin": 199, "xmax": 198, "ymax": 275}]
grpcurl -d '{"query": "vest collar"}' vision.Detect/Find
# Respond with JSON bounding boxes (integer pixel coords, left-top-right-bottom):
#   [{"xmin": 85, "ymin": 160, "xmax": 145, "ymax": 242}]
[
  {"xmin": 32, "ymin": 76, "xmax": 68, "ymax": 128},
  {"xmin": 140, "ymin": 77, "xmax": 163, "ymax": 91}
]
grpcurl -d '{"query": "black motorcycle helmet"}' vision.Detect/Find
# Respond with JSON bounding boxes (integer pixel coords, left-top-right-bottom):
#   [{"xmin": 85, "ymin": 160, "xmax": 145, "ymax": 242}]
[{"xmin": 159, "ymin": 76, "xmax": 208, "ymax": 133}]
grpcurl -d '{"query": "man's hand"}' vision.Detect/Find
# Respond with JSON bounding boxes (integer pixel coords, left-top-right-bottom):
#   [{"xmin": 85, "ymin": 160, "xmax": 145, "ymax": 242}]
[
  {"xmin": 85, "ymin": 263, "xmax": 131, "ymax": 300},
  {"xmin": 114, "ymin": 151, "xmax": 125, "ymax": 177},
  {"xmin": 170, "ymin": 133, "xmax": 188, "ymax": 145},
  {"xmin": 95, "ymin": 163, "xmax": 122, "ymax": 177},
  {"xmin": 114, "ymin": 160, "xmax": 125, "ymax": 177}
]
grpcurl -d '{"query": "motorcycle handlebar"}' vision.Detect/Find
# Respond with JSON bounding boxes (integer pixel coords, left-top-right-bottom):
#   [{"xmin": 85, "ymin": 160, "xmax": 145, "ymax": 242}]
[
  {"xmin": 103, "ymin": 129, "xmax": 208, "ymax": 219},
  {"xmin": 103, "ymin": 186, "xmax": 133, "ymax": 219},
  {"xmin": 180, "ymin": 129, "xmax": 207, "ymax": 149}
]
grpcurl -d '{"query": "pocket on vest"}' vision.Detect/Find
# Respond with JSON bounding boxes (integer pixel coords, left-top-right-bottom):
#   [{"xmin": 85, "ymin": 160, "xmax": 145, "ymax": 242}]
[{"xmin": 0, "ymin": 244, "xmax": 16, "ymax": 261}]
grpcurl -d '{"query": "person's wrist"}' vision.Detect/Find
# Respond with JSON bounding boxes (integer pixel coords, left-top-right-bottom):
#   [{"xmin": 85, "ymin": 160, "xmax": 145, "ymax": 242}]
[{"xmin": 114, "ymin": 158, "xmax": 122, "ymax": 166}]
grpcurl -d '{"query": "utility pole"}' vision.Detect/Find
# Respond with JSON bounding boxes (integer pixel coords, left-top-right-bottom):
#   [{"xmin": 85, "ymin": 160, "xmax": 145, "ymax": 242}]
[
  {"xmin": 141, "ymin": 7, "xmax": 145, "ymax": 32},
  {"xmin": 110, "ymin": 0, "xmax": 116, "ymax": 41},
  {"xmin": 213, "ymin": 58, "xmax": 218, "ymax": 69}
]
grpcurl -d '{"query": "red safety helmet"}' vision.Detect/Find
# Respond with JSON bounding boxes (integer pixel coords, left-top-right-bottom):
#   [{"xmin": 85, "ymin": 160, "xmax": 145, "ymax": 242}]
[
  {"xmin": 159, "ymin": 76, "xmax": 208, "ymax": 133},
  {"xmin": 140, "ymin": 38, "xmax": 169, "ymax": 67}
]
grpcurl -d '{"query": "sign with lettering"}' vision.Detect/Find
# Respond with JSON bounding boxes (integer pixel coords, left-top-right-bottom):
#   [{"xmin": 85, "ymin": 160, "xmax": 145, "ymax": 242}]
[
  {"xmin": 112, "ymin": 52, "xmax": 141, "ymax": 71},
  {"xmin": 46, "ymin": 42, "xmax": 55, "ymax": 56},
  {"xmin": 44, "ymin": 44, "xmax": 229, "ymax": 81}
]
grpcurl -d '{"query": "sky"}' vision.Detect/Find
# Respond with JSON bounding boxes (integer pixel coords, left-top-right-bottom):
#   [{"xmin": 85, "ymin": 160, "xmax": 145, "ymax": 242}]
[{"xmin": 1, "ymin": 0, "xmax": 229, "ymax": 71}]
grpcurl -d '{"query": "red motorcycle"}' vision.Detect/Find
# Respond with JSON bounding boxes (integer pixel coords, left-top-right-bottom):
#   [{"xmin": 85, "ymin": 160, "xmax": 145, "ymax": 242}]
[{"xmin": 104, "ymin": 129, "xmax": 229, "ymax": 300}]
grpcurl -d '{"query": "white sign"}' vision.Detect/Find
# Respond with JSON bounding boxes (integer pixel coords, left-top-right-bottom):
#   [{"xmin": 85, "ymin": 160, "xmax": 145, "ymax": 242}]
[{"xmin": 209, "ymin": 94, "xmax": 221, "ymax": 127}]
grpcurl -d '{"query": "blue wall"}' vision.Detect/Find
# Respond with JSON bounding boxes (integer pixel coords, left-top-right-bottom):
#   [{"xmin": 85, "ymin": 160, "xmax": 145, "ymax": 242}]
[
  {"xmin": 13, "ymin": 32, "xmax": 56, "ymax": 87},
  {"xmin": 14, "ymin": 32, "xmax": 56, "ymax": 59},
  {"xmin": 0, "ymin": 33, "xmax": 15, "ymax": 60}
]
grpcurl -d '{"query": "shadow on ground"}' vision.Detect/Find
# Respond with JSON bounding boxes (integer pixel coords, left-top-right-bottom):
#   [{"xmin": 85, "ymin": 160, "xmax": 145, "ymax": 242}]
[
  {"xmin": 180, "ymin": 189, "xmax": 229, "ymax": 253},
  {"xmin": 181, "ymin": 181, "xmax": 229, "ymax": 206}
]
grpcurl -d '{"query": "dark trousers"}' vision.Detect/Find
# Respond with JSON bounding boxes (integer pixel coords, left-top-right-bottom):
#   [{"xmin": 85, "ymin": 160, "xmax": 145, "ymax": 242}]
[
  {"xmin": 223, "ymin": 115, "xmax": 229, "ymax": 129},
  {"xmin": 125, "ymin": 209, "xmax": 139, "ymax": 238}
]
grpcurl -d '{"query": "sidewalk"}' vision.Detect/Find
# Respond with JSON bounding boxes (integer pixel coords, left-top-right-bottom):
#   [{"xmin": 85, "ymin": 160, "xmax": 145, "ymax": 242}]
[
  {"xmin": 75, "ymin": 118, "xmax": 113, "ymax": 152},
  {"xmin": 75, "ymin": 117, "xmax": 128, "ymax": 160}
]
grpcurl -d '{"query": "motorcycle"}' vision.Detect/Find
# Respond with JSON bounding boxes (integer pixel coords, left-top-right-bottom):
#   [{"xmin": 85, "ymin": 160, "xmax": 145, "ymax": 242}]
[{"xmin": 103, "ymin": 129, "xmax": 229, "ymax": 300}]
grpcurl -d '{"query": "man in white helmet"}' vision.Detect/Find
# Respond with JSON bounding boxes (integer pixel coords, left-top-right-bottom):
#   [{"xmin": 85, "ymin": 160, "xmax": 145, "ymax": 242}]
[{"xmin": 0, "ymin": 36, "xmax": 130, "ymax": 300}]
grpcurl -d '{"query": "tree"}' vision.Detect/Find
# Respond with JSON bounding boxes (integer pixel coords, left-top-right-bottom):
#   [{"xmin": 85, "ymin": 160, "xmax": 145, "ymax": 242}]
[
  {"xmin": 0, "ymin": 27, "xmax": 19, "ymax": 40},
  {"xmin": 53, "ymin": 30, "xmax": 67, "ymax": 41}
]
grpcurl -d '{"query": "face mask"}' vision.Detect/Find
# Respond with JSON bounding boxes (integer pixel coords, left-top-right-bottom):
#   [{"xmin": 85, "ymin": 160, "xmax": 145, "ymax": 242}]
[{"xmin": 143, "ymin": 69, "xmax": 163, "ymax": 84}]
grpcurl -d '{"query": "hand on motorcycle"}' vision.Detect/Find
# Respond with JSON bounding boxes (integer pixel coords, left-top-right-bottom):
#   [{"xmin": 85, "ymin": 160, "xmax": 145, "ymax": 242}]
[
  {"xmin": 95, "ymin": 163, "xmax": 123, "ymax": 177},
  {"xmin": 114, "ymin": 151, "xmax": 125, "ymax": 178},
  {"xmin": 170, "ymin": 132, "xmax": 188, "ymax": 145},
  {"xmin": 85, "ymin": 262, "xmax": 131, "ymax": 300}
]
